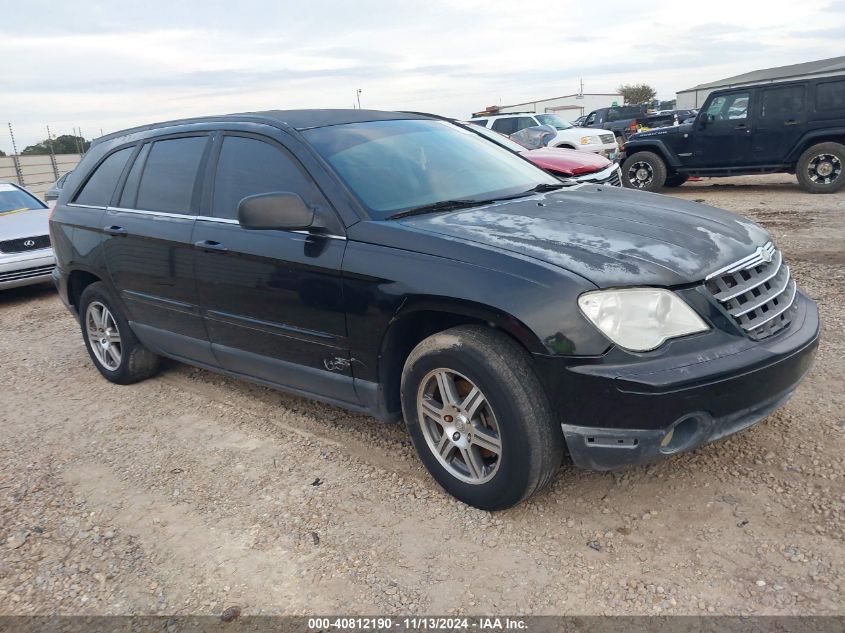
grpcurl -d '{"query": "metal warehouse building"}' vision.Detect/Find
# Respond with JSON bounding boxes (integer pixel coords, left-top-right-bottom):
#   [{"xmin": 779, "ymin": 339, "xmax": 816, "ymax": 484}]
[
  {"xmin": 472, "ymin": 92, "xmax": 622, "ymax": 119},
  {"xmin": 676, "ymin": 56, "xmax": 845, "ymax": 108}
]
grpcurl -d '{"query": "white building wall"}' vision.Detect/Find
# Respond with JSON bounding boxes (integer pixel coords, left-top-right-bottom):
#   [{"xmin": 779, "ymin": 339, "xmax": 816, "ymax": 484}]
[{"xmin": 498, "ymin": 93, "xmax": 622, "ymax": 118}]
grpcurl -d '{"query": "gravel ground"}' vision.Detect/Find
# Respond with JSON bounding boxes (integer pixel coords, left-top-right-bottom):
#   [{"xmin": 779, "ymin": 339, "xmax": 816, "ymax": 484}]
[{"xmin": 1, "ymin": 174, "xmax": 843, "ymax": 616}]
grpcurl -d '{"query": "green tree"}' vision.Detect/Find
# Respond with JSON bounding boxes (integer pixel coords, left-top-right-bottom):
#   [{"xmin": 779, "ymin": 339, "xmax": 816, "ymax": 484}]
[
  {"xmin": 617, "ymin": 83, "xmax": 657, "ymax": 105},
  {"xmin": 22, "ymin": 134, "xmax": 90, "ymax": 155}
]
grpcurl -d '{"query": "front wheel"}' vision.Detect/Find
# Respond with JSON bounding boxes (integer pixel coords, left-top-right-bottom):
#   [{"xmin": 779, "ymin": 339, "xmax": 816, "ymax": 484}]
[
  {"xmin": 795, "ymin": 142, "xmax": 845, "ymax": 193},
  {"xmin": 621, "ymin": 151, "xmax": 667, "ymax": 192},
  {"xmin": 401, "ymin": 326, "xmax": 564, "ymax": 510}
]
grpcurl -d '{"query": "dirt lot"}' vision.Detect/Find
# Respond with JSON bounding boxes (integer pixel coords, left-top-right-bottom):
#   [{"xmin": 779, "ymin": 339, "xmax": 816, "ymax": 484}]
[{"xmin": 1, "ymin": 174, "xmax": 843, "ymax": 616}]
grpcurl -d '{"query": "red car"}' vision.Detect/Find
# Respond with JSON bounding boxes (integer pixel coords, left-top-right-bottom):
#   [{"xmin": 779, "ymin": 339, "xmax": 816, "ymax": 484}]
[{"xmin": 466, "ymin": 123, "xmax": 621, "ymax": 186}]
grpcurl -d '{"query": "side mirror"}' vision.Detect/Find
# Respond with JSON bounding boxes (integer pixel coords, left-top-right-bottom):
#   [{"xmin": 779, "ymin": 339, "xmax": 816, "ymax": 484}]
[
  {"xmin": 698, "ymin": 114, "xmax": 713, "ymax": 129},
  {"xmin": 237, "ymin": 192, "xmax": 316, "ymax": 231}
]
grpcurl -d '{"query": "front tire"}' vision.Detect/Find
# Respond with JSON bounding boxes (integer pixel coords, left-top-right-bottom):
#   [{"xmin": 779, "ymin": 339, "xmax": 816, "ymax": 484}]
[
  {"xmin": 795, "ymin": 142, "xmax": 845, "ymax": 194},
  {"xmin": 621, "ymin": 151, "xmax": 667, "ymax": 192},
  {"xmin": 400, "ymin": 326, "xmax": 564, "ymax": 510},
  {"xmin": 79, "ymin": 282, "xmax": 159, "ymax": 384}
]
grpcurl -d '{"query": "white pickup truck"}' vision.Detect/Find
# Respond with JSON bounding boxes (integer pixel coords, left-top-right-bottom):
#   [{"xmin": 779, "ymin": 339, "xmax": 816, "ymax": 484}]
[{"xmin": 469, "ymin": 112, "xmax": 618, "ymax": 158}]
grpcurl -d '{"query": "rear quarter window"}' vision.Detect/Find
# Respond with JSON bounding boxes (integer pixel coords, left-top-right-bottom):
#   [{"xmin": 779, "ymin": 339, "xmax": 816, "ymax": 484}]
[
  {"xmin": 73, "ymin": 147, "xmax": 133, "ymax": 207},
  {"xmin": 816, "ymin": 80, "xmax": 845, "ymax": 111}
]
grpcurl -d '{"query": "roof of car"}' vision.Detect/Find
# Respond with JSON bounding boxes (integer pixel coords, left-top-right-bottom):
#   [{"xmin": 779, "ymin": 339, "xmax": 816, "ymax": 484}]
[{"xmin": 93, "ymin": 109, "xmax": 432, "ymax": 146}]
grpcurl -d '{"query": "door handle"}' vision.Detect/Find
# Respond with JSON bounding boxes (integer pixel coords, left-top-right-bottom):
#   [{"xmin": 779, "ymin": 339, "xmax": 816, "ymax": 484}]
[
  {"xmin": 784, "ymin": 120, "xmax": 799, "ymax": 126},
  {"xmin": 734, "ymin": 123, "xmax": 748, "ymax": 130},
  {"xmin": 194, "ymin": 239, "xmax": 228, "ymax": 253},
  {"xmin": 104, "ymin": 225, "xmax": 127, "ymax": 237}
]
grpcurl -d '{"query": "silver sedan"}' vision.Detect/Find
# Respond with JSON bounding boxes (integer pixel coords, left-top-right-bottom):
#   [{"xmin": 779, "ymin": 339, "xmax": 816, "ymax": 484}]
[{"xmin": 0, "ymin": 182, "xmax": 55, "ymax": 290}]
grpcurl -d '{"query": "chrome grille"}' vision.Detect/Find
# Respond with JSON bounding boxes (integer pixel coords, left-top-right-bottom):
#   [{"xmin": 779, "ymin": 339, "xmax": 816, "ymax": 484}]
[
  {"xmin": 0, "ymin": 264, "xmax": 55, "ymax": 283},
  {"xmin": 599, "ymin": 133, "xmax": 616, "ymax": 145},
  {"xmin": 705, "ymin": 242, "xmax": 797, "ymax": 340}
]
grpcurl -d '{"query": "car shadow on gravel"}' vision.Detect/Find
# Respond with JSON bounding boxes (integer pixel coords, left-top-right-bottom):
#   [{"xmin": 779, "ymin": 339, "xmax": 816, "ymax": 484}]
[{"xmin": 0, "ymin": 282, "xmax": 56, "ymax": 306}]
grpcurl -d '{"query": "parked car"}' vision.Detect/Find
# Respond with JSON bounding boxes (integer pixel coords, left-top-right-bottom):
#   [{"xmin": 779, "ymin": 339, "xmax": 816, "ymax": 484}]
[
  {"xmin": 465, "ymin": 122, "xmax": 621, "ymax": 185},
  {"xmin": 45, "ymin": 171, "xmax": 72, "ymax": 203},
  {"xmin": 469, "ymin": 112, "xmax": 618, "ymax": 158},
  {"xmin": 51, "ymin": 109, "xmax": 819, "ymax": 510},
  {"xmin": 620, "ymin": 76, "xmax": 845, "ymax": 193},
  {"xmin": 0, "ymin": 182, "xmax": 55, "ymax": 290},
  {"xmin": 582, "ymin": 105, "xmax": 646, "ymax": 143}
]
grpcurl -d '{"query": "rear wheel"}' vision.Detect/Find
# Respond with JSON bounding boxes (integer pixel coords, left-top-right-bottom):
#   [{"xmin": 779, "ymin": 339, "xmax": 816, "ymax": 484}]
[
  {"xmin": 621, "ymin": 151, "xmax": 667, "ymax": 192},
  {"xmin": 796, "ymin": 142, "xmax": 845, "ymax": 194},
  {"xmin": 79, "ymin": 282, "xmax": 159, "ymax": 384},
  {"xmin": 401, "ymin": 326, "xmax": 564, "ymax": 510},
  {"xmin": 664, "ymin": 173, "xmax": 689, "ymax": 188}
]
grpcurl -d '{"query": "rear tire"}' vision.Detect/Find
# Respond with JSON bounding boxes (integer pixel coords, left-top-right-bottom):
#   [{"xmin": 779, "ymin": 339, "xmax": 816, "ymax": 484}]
[
  {"xmin": 664, "ymin": 174, "xmax": 689, "ymax": 188},
  {"xmin": 795, "ymin": 142, "xmax": 845, "ymax": 194},
  {"xmin": 400, "ymin": 326, "xmax": 564, "ymax": 510},
  {"xmin": 621, "ymin": 151, "xmax": 667, "ymax": 192},
  {"xmin": 79, "ymin": 282, "xmax": 159, "ymax": 384}
]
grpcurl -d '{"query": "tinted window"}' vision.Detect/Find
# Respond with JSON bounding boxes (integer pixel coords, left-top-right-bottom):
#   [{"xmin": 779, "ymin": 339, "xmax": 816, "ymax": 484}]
[
  {"xmin": 491, "ymin": 117, "xmax": 534, "ymax": 134},
  {"xmin": 211, "ymin": 136, "xmax": 322, "ymax": 220},
  {"xmin": 118, "ymin": 143, "xmax": 150, "ymax": 208},
  {"xmin": 136, "ymin": 136, "xmax": 207, "ymax": 213},
  {"xmin": 817, "ymin": 80, "xmax": 845, "ymax": 111},
  {"xmin": 303, "ymin": 119, "xmax": 557, "ymax": 218},
  {"xmin": 761, "ymin": 85, "xmax": 805, "ymax": 118},
  {"xmin": 74, "ymin": 147, "xmax": 133, "ymax": 206}
]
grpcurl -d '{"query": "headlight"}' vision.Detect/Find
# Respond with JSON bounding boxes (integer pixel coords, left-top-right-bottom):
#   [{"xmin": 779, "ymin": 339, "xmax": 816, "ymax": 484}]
[
  {"xmin": 580, "ymin": 135, "xmax": 601, "ymax": 145},
  {"xmin": 578, "ymin": 288, "xmax": 709, "ymax": 351}
]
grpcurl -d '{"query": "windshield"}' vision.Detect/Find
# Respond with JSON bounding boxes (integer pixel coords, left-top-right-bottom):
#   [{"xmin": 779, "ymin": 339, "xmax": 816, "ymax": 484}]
[
  {"xmin": 304, "ymin": 119, "xmax": 558, "ymax": 218},
  {"xmin": 535, "ymin": 114, "xmax": 573, "ymax": 130},
  {"xmin": 462, "ymin": 122, "xmax": 528, "ymax": 153},
  {"xmin": 0, "ymin": 183, "xmax": 46, "ymax": 214}
]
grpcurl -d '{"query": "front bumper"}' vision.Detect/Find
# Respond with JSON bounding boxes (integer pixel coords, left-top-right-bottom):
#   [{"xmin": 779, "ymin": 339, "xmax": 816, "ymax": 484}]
[
  {"xmin": 537, "ymin": 291, "xmax": 819, "ymax": 470},
  {"xmin": 571, "ymin": 164, "xmax": 621, "ymax": 186},
  {"xmin": 0, "ymin": 249, "xmax": 56, "ymax": 290}
]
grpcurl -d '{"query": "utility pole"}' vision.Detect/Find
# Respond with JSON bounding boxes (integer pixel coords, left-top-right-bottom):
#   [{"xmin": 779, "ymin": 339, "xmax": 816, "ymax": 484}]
[
  {"xmin": 7, "ymin": 123, "xmax": 24, "ymax": 186},
  {"xmin": 579, "ymin": 78, "xmax": 584, "ymax": 96},
  {"xmin": 356, "ymin": 88, "xmax": 362, "ymax": 109},
  {"xmin": 46, "ymin": 125, "xmax": 58, "ymax": 180}
]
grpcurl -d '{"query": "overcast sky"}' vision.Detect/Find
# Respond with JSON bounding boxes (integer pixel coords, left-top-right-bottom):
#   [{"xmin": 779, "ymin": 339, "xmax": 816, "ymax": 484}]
[{"xmin": 2, "ymin": 0, "xmax": 844, "ymax": 153}]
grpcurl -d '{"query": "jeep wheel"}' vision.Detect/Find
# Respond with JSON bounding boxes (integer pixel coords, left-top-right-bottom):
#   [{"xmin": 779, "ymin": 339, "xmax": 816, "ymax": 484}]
[
  {"xmin": 664, "ymin": 174, "xmax": 689, "ymax": 188},
  {"xmin": 79, "ymin": 282, "xmax": 160, "ymax": 384},
  {"xmin": 401, "ymin": 326, "xmax": 564, "ymax": 510},
  {"xmin": 621, "ymin": 151, "xmax": 667, "ymax": 192},
  {"xmin": 796, "ymin": 142, "xmax": 845, "ymax": 194}
]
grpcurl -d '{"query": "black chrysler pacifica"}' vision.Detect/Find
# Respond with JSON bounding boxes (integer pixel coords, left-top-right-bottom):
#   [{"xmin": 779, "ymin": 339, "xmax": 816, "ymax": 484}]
[{"xmin": 50, "ymin": 109, "xmax": 820, "ymax": 510}]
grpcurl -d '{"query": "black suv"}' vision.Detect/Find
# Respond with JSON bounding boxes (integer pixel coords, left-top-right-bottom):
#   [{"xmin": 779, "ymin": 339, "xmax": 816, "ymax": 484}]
[
  {"xmin": 621, "ymin": 76, "xmax": 845, "ymax": 193},
  {"xmin": 50, "ymin": 110, "xmax": 819, "ymax": 510}
]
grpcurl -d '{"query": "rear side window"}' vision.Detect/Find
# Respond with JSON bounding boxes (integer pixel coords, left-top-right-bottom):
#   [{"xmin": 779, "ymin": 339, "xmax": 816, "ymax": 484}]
[
  {"xmin": 136, "ymin": 136, "xmax": 207, "ymax": 213},
  {"xmin": 816, "ymin": 80, "xmax": 845, "ymax": 111},
  {"xmin": 118, "ymin": 143, "xmax": 150, "ymax": 208},
  {"xmin": 74, "ymin": 147, "xmax": 133, "ymax": 207},
  {"xmin": 211, "ymin": 136, "xmax": 324, "ymax": 221},
  {"xmin": 491, "ymin": 117, "xmax": 534, "ymax": 135},
  {"xmin": 761, "ymin": 85, "xmax": 805, "ymax": 118}
]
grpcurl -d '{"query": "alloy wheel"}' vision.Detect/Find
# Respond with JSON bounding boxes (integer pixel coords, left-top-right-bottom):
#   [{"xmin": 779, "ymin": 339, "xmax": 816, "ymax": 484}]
[
  {"xmin": 416, "ymin": 368, "xmax": 502, "ymax": 484},
  {"xmin": 807, "ymin": 153, "xmax": 842, "ymax": 185},
  {"xmin": 85, "ymin": 301, "xmax": 122, "ymax": 370},
  {"xmin": 627, "ymin": 161, "xmax": 654, "ymax": 188}
]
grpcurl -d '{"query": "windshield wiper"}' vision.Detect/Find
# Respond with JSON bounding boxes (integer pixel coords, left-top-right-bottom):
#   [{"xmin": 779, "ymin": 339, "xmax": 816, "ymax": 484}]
[
  {"xmin": 387, "ymin": 199, "xmax": 485, "ymax": 220},
  {"xmin": 525, "ymin": 183, "xmax": 567, "ymax": 192}
]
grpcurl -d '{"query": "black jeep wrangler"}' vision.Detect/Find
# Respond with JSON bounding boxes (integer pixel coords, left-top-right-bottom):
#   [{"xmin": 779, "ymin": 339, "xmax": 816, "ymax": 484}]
[{"xmin": 620, "ymin": 76, "xmax": 845, "ymax": 193}]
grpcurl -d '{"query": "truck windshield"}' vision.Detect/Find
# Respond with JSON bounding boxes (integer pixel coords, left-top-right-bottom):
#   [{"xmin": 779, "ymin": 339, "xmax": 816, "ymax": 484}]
[
  {"xmin": 535, "ymin": 114, "xmax": 573, "ymax": 130},
  {"xmin": 303, "ymin": 119, "xmax": 559, "ymax": 219}
]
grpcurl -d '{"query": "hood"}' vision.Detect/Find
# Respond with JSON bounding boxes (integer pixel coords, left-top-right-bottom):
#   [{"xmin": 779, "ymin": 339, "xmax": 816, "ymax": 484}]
[
  {"xmin": 522, "ymin": 147, "xmax": 610, "ymax": 176},
  {"xmin": 398, "ymin": 186, "xmax": 769, "ymax": 288},
  {"xmin": 0, "ymin": 207, "xmax": 51, "ymax": 241},
  {"xmin": 629, "ymin": 122, "xmax": 692, "ymax": 141}
]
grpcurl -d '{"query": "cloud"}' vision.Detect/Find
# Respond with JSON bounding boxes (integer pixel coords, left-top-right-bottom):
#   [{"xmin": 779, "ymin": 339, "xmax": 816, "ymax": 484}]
[{"xmin": 1, "ymin": 0, "xmax": 842, "ymax": 152}]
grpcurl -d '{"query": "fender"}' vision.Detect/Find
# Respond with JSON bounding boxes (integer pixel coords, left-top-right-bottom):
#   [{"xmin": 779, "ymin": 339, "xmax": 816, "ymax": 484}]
[
  {"xmin": 783, "ymin": 127, "xmax": 845, "ymax": 162},
  {"xmin": 622, "ymin": 139, "xmax": 683, "ymax": 168}
]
